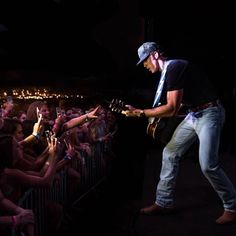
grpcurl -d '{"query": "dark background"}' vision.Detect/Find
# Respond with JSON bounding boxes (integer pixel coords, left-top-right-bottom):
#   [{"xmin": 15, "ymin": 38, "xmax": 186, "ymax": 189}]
[
  {"xmin": 1, "ymin": 2, "xmax": 236, "ymax": 235},
  {"xmin": 0, "ymin": 0, "xmax": 234, "ymax": 93}
]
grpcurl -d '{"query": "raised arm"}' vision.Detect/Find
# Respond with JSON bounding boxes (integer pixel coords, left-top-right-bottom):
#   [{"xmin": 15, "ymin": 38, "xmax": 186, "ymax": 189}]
[
  {"xmin": 19, "ymin": 107, "xmax": 43, "ymax": 146},
  {"xmin": 63, "ymin": 106, "xmax": 99, "ymax": 130}
]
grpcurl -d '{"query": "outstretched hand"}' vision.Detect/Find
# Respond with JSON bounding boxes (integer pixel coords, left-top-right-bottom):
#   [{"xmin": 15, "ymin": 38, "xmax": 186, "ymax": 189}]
[
  {"xmin": 87, "ymin": 106, "xmax": 100, "ymax": 119},
  {"xmin": 32, "ymin": 107, "xmax": 43, "ymax": 135},
  {"xmin": 47, "ymin": 135, "xmax": 58, "ymax": 156},
  {"xmin": 65, "ymin": 142, "xmax": 76, "ymax": 160},
  {"xmin": 15, "ymin": 209, "xmax": 34, "ymax": 226}
]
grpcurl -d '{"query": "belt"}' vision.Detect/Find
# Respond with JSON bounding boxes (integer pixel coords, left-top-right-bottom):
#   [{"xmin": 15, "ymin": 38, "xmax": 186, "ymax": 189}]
[{"xmin": 189, "ymin": 100, "xmax": 220, "ymax": 112}]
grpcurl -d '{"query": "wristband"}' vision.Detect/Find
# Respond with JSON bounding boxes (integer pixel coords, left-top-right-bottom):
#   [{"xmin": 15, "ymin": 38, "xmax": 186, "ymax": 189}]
[
  {"xmin": 85, "ymin": 114, "xmax": 89, "ymax": 122},
  {"xmin": 139, "ymin": 110, "xmax": 146, "ymax": 117},
  {"xmin": 11, "ymin": 215, "xmax": 17, "ymax": 227},
  {"xmin": 64, "ymin": 154, "xmax": 72, "ymax": 160}
]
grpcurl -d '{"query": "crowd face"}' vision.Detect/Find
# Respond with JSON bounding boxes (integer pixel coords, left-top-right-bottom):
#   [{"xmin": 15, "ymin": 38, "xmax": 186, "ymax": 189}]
[
  {"xmin": 19, "ymin": 113, "xmax": 27, "ymax": 123},
  {"xmin": 39, "ymin": 105, "xmax": 50, "ymax": 120},
  {"xmin": 14, "ymin": 123, "xmax": 24, "ymax": 142}
]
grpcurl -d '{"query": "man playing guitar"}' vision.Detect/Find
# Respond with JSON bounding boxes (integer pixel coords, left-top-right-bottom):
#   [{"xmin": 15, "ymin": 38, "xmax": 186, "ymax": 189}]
[{"xmin": 122, "ymin": 42, "xmax": 236, "ymax": 225}]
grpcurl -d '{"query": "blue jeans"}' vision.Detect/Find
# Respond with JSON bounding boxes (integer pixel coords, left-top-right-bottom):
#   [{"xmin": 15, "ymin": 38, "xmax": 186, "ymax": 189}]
[{"xmin": 156, "ymin": 104, "xmax": 236, "ymax": 212}]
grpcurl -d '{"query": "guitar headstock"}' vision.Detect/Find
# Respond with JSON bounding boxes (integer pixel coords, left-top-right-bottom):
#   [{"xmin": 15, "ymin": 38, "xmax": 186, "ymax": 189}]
[{"xmin": 108, "ymin": 98, "xmax": 127, "ymax": 114}]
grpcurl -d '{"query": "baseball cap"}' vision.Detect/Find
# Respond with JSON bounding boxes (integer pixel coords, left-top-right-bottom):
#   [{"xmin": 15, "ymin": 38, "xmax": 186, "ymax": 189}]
[{"xmin": 136, "ymin": 42, "xmax": 158, "ymax": 65}]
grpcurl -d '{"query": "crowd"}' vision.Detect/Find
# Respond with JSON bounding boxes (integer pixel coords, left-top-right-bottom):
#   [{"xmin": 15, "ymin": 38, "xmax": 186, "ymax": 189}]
[{"xmin": 0, "ymin": 96, "xmax": 118, "ymax": 236}]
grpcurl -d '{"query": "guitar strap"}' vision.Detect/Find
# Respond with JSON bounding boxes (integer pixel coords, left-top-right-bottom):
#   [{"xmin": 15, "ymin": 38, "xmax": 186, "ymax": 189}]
[{"xmin": 148, "ymin": 60, "xmax": 172, "ymax": 124}]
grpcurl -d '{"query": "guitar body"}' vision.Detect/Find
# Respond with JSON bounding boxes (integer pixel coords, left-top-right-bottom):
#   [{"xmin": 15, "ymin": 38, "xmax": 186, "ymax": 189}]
[
  {"xmin": 146, "ymin": 118, "xmax": 164, "ymax": 139},
  {"xmin": 146, "ymin": 116, "xmax": 185, "ymax": 144}
]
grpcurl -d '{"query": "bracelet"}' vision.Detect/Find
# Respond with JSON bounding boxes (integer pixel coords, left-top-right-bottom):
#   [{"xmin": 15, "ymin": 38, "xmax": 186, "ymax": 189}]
[
  {"xmin": 85, "ymin": 114, "xmax": 89, "ymax": 122},
  {"xmin": 32, "ymin": 132, "xmax": 40, "ymax": 140},
  {"xmin": 11, "ymin": 215, "xmax": 17, "ymax": 227},
  {"xmin": 45, "ymin": 161, "xmax": 50, "ymax": 166},
  {"xmin": 64, "ymin": 154, "xmax": 72, "ymax": 160}
]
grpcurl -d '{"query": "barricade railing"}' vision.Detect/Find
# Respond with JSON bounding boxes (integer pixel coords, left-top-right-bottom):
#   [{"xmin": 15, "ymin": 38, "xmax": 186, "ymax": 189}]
[{"xmin": 12, "ymin": 141, "xmax": 113, "ymax": 236}]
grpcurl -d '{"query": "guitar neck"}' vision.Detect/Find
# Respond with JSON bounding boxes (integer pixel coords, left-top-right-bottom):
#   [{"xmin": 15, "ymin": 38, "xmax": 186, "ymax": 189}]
[{"xmin": 107, "ymin": 98, "xmax": 127, "ymax": 115}]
